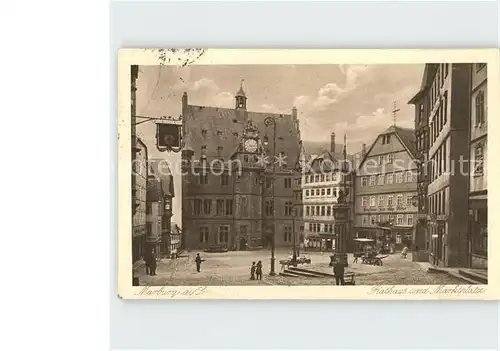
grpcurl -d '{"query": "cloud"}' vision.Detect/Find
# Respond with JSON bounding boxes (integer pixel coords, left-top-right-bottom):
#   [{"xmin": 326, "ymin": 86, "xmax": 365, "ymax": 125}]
[
  {"xmin": 181, "ymin": 77, "xmax": 234, "ymax": 108},
  {"xmin": 294, "ymin": 64, "xmax": 370, "ymax": 112}
]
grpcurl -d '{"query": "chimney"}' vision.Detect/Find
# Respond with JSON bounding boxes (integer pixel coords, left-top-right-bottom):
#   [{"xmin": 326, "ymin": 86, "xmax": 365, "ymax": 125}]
[
  {"xmin": 362, "ymin": 143, "xmax": 367, "ymax": 157},
  {"xmin": 182, "ymin": 92, "xmax": 188, "ymax": 113},
  {"xmin": 330, "ymin": 132, "xmax": 336, "ymax": 154}
]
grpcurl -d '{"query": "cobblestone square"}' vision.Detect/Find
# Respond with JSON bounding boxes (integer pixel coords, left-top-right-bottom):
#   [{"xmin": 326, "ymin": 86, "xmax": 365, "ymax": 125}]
[{"xmin": 134, "ymin": 249, "xmax": 465, "ymax": 286}]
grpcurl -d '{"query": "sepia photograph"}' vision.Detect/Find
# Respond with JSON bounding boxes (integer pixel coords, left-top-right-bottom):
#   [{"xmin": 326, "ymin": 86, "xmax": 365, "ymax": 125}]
[{"xmin": 118, "ymin": 49, "xmax": 498, "ymax": 299}]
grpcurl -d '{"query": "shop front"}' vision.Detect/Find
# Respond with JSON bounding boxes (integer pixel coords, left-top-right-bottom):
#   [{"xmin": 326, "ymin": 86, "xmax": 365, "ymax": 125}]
[{"xmin": 469, "ymin": 197, "xmax": 487, "ymax": 269}]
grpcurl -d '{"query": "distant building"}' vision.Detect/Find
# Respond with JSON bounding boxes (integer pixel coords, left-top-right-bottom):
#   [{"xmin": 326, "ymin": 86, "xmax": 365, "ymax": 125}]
[
  {"xmin": 169, "ymin": 223, "xmax": 182, "ymax": 257},
  {"xmin": 409, "ymin": 63, "xmax": 472, "ymax": 268},
  {"xmin": 469, "ymin": 63, "xmax": 488, "ymax": 269},
  {"xmin": 146, "ymin": 173, "xmax": 164, "ymax": 255},
  {"xmin": 302, "ymin": 133, "xmax": 354, "ymax": 252},
  {"xmin": 132, "ymin": 138, "xmax": 148, "ymax": 263},
  {"xmin": 149, "ymin": 159, "xmax": 175, "ymax": 256},
  {"xmin": 181, "ymin": 85, "xmax": 302, "ymax": 251},
  {"xmin": 354, "ymin": 126, "xmax": 418, "ymax": 251}
]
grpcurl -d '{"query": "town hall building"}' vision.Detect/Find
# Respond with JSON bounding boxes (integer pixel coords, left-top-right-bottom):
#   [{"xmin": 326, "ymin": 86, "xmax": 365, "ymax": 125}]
[{"xmin": 181, "ymin": 84, "xmax": 303, "ymax": 251}]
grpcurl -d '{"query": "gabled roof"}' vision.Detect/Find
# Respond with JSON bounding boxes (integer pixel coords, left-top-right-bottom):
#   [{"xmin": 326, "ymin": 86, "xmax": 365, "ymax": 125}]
[
  {"xmin": 357, "ymin": 125, "xmax": 417, "ymax": 170},
  {"xmin": 408, "ymin": 64, "xmax": 439, "ymax": 104},
  {"xmin": 183, "ymin": 103, "xmax": 300, "ymax": 172}
]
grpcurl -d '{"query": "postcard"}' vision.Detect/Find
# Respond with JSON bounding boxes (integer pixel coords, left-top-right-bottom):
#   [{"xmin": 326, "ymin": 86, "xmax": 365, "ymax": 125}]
[{"xmin": 117, "ymin": 48, "xmax": 499, "ymax": 299}]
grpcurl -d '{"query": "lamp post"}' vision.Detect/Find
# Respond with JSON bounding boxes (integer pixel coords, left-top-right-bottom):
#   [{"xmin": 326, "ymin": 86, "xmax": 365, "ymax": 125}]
[{"xmin": 263, "ymin": 116, "xmax": 277, "ymax": 276}]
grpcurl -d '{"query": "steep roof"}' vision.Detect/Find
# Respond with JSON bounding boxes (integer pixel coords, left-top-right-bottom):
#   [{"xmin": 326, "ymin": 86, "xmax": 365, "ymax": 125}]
[
  {"xmin": 357, "ymin": 125, "xmax": 417, "ymax": 170},
  {"xmin": 408, "ymin": 64, "xmax": 439, "ymax": 104},
  {"xmin": 183, "ymin": 104, "xmax": 301, "ymax": 172}
]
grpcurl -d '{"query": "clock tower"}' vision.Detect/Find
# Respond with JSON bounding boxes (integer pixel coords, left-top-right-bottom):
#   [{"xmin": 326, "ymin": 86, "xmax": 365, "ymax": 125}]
[{"xmin": 230, "ymin": 119, "xmax": 266, "ymax": 250}]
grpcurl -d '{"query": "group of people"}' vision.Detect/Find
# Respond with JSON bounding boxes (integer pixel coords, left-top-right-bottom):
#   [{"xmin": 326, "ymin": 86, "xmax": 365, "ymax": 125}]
[
  {"xmin": 144, "ymin": 249, "xmax": 157, "ymax": 276},
  {"xmin": 250, "ymin": 261, "xmax": 263, "ymax": 280}
]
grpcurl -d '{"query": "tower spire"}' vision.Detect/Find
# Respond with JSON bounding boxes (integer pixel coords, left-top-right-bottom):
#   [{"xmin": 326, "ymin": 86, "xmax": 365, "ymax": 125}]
[{"xmin": 392, "ymin": 101, "xmax": 400, "ymax": 127}]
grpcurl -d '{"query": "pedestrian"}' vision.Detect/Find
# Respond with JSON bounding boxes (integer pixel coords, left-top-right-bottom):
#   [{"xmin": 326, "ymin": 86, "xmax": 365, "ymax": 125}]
[
  {"xmin": 150, "ymin": 250, "xmax": 157, "ymax": 276},
  {"xmin": 250, "ymin": 262, "xmax": 256, "ymax": 280},
  {"xmin": 144, "ymin": 250, "xmax": 151, "ymax": 276},
  {"xmin": 256, "ymin": 260, "xmax": 263, "ymax": 280},
  {"xmin": 333, "ymin": 259, "xmax": 345, "ymax": 286},
  {"xmin": 401, "ymin": 245, "xmax": 408, "ymax": 259},
  {"xmin": 195, "ymin": 253, "xmax": 204, "ymax": 272}
]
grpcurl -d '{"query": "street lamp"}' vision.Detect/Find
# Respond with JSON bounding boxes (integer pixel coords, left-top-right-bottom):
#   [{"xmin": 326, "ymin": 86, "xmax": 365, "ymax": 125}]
[{"xmin": 263, "ymin": 116, "xmax": 277, "ymax": 276}]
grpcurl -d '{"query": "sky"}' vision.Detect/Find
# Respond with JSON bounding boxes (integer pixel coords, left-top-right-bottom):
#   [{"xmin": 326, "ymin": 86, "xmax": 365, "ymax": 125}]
[{"xmin": 135, "ymin": 63, "xmax": 425, "ymax": 224}]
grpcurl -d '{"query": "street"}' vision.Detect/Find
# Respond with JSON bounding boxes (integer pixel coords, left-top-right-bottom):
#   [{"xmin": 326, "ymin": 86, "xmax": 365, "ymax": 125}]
[{"xmin": 134, "ymin": 249, "xmax": 465, "ymax": 286}]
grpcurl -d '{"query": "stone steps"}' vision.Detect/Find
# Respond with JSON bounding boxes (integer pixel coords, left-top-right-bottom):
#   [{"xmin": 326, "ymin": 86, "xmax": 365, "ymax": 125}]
[
  {"xmin": 288, "ymin": 267, "xmax": 335, "ymax": 278},
  {"xmin": 458, "ymin": 269, "xmax": 488, "ymax": 284},
  {"xmin": 428, "ymin": 266, "xmax": 483, "ymax": 285},
  {"xmin": 283, "ymin": 269, "xmax": 322, "ymax": 278},
  {"xmin": 279, "ymin": 271, "xmax": 301, "ymax": 278}
]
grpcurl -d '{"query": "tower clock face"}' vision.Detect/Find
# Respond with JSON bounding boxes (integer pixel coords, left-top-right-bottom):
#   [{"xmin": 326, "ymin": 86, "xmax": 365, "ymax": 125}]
[{"xmin": 244, "ymin": 139, "xmax": 258, "ymax": 152}]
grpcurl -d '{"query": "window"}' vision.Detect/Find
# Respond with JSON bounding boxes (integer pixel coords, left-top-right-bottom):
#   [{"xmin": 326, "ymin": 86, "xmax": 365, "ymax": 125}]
[
  {"xmin": 370, "ymin": 216, "xmax": 376, "ymax": 225},
  {"xmin": 193, "ymin": 199, "xmax": 202, "ymax": 215},
  {"xmin": 215, "ymin": 199, "xmax": 224, "ymax": 215},
  {"xmin": 378, "ymin": 174, "xmax": 384, "ymax": 185},
  {"xmin": 405, "ymin": 171, "xmax": 412, "ymax": 182},
  {"xmin": 386, "ymin": 135, "xmax": 391, "ymax": 144},
  {"xmin": 241, "ymin": 197, "xmax": 248, "ymax": 217},
  {"xmin": 378, "ymin": 196, "xmax": 385, "ymax": 207},
  {"xmin": 386, "ymin": 173, "xmax": 393, "ymax": 184},
  {"xmin": 203, "ymin": 199, "xmax": 211, "ymax": 215},
  {"xmin": 396, "ymin": 233, "xmax": 402, "ymax": 244},
  {"xmin": 327, "ymin": 188, "xmax": 331, "ymax": 196},
  {"xmin": 266, "ymin": 177, "xmax": 272, "ymax": 188},
  {"xmin": 370, "ymin": 196, "xmax": 376, "ymax": 207},
  {"xmin": 284, "ymin": 178, "xmax": 292, "ymax": 188},
  {"xmin": 314, "ymin": 174, "xmax": 320, "ymax": 182},
  {"xmin": 311, "ymin": 206, "xmax": 315, "ymax": 216},
  {"xmin": 406, "ymin": 194, "xmax": 413, "ymax": 206},
  {"xmin": 320, "ymin": 206, "xmax": 325, "ymax": 216},
  {"xmin": 305, "ymin": 189, "xmax": 309, "ymax": 197},
  {"xmin": 418, "ymin": 104, "xmax": 424, "ymax": 121},
  {"xmin": 321, "ymin": 188, "xmax": 325, "ymax": 196},
  {"xmin": 397, "ymin": 215, "xmax": 404, "ymax": 225},
  {"xmin": 320, "ymin": 174, "xmax": 325, "ymax": 182},
  {"xmin": 475, "ymin": 91, "xmax": 485, "ymax": 126},
  {"xmin": 388, "ymin": 154, "xmax": 394, "ymax": 164},
  {"xmin": 306, "ymin": 206, "xmax": 310, "ymax": 216},
  {"xmin": 362, "ymin": 196, "xmax": 368, "ymax": 207},
  {"xmin": 396, "ymin": 172, "xmax": 403, "ymax": 183},
  {"xmin": 147, "ymin": 223, "xmax": 153, "ymax": 236},
  {"xmin": 316, "ymin": 189, "xmax": 320, "ymax": 196},
  {"xmin": 362, "ymin": 215, "xmax": 369, "ymax": 225},
  {"xmin": 407, "ymin": 215, "xmax": 414, "ymax": 226},
  {"xmin": 474, "ymin": 144, "xmax": 484, "ymax": 176},
  {"xmin": 361, "ymin": 177, "xmax": 368, "ymax": 187},
  {"xmin": 378, "ymin": 155, "xmax": 384, "ymax": 164},
  {"xmin": 284, "ymin": 225, "xmax": 292, "ymax": 242},
  {"xmin": 199, "ymin": 227, "xmax": 209, "ymax": 243},
  {"xmin": 199, "ymin": 172, "xmax": 208, "ymax": 185},
  {"xmin": 369, "ymin": 175, "xmax": 376, "ymax": 186},
  {"xmin": 284, "ymin": 201, "xmax": 293, "ymax": 216},
  {"xmin": 325, "ymin": 174, "xmax": 331, "ymax": 182},
  {"xmin": 265, "ymin": 200, "xmax": 274, "ymax": 216},
  {"xmin": 221, "ymin": 173, "xmax": 229, "ymax": 186},
  {"xmin": 326, "ymin": 206, "xmax": 331, "ymax": 216},
  {"xmin": 218, "ymin": 226, "xmax": 229, "ymax": 243},
  {"xmin": 397, "ymin": 195, "xmax": 403, "ymax": 206},
  {"xmin": 387, "ymin": 196, "xmax": 394, "ymax": 207},
  {"xmin": 146, "ymin": 203, "xmax": 152, "ymax": 215},
  {"xmin": 225, "ymin": 199, "xmax": 233, "ymax": 215}
]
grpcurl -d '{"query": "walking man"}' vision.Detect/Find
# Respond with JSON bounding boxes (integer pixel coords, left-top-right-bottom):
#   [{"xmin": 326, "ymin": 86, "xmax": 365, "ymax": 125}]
[
  {"xmin": 255, "ymin": 261, "xmax": 263, "ymax": 280},
  {"xmin": 150, "ymin": 249, "xmax": 157, "ymax": 276},
  {"xmin": 333, "ymin": 259, "xmax": 345, "ymax": 286},
  {"xmin": 195, "ymin": 253, "xmax": 204, "ymax": 272}
]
